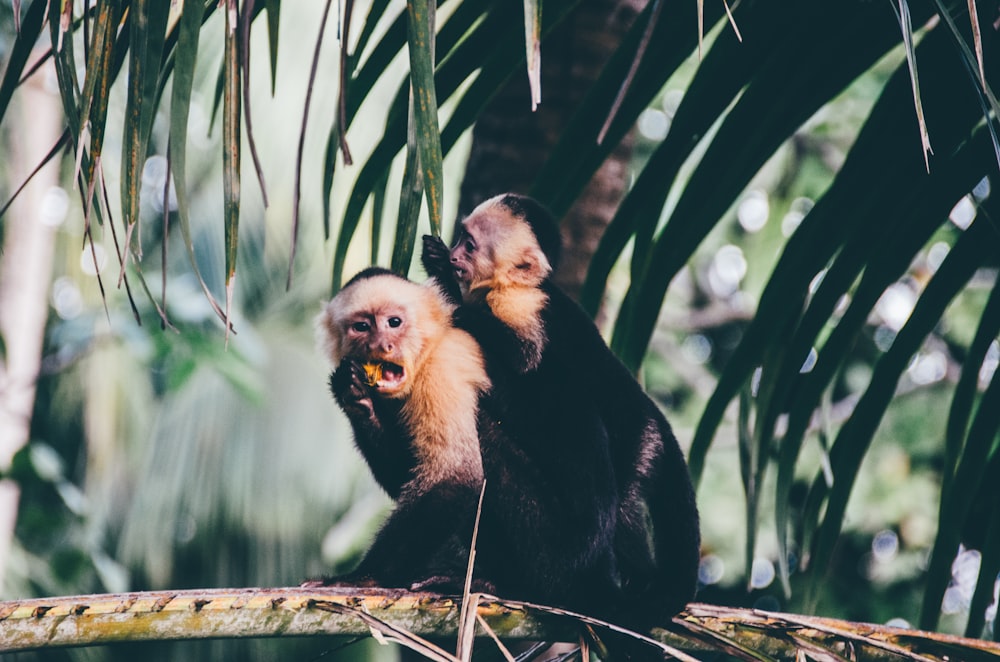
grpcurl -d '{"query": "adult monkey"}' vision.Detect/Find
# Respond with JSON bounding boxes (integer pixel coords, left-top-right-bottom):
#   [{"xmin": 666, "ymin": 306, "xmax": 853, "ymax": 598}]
[
  {"xmin": 314, "ymin": 267, "xmax": 621, "ymax": 616},
  {"xmin": 313, "ymin": 267, "xmax": 488, "ymax": 587},
  {"xmin": 423, "ymin": 193, "xmax": 701, "ymax": 624}
]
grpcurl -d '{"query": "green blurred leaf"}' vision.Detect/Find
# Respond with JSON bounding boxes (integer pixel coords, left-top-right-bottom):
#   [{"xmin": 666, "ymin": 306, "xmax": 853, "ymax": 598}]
[
  {"xmin": 806, "ymin": 212, "xmax": 998, "ymax": 608},
  {"xmin": 943, "ymin": 275, "xmax": 1000, "ymax": 505},
  {"xmin": 772, "ymin": 124, "xmax": 999, "ymax": 593},
  {"xmin": 611, "ymin": 1, "xmax": 934, "ymax": 373},
  {"xmin": 535, "ymin": 0, "xmax": 722, "ymax": 220},
  {"xmin": 685, "ymin": 2, "xmax": 948, "ymax": 488}
]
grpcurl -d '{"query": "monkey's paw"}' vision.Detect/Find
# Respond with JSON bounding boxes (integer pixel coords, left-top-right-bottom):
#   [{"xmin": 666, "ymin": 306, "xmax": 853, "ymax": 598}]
[
  {"xmin": 420, "ymin": 234, "xmax": 451, "ymax": 276},
  {"xmin": 421, "ymin": 235, "xmax": 463, "ymax": 305},
  {"xmin": 330, "ymin": 360, "xmax": 375, "ymax": 419}
]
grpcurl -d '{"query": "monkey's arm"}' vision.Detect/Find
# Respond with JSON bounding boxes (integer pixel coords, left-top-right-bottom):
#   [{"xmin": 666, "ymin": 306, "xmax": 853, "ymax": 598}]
[
  {"xmin": 325, "ymin": 479, "xmax": 479, "ymax": 587},
  {"xmin": 330, "ymin": 359, "xmax": 416, "ymax": 500},
  {"xmin": 421, "ymin": 235, "xmax": 463, "ymax": 305}
]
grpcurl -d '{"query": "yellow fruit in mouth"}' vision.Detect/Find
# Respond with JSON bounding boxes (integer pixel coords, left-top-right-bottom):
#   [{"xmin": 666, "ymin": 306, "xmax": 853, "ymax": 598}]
[{"xmin": 362, "ymin": 362, "xmax": 383, "ymax": 386}]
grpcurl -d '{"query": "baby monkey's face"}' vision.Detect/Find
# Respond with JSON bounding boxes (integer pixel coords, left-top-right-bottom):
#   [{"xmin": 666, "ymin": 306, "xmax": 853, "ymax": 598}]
[
  {"xmin": 448, "ymin": 218, "xmax": 487, "ymax": 287},
  {"xmin": 449, "ymin": 199, "xmax": 550, "ymax": 292}
]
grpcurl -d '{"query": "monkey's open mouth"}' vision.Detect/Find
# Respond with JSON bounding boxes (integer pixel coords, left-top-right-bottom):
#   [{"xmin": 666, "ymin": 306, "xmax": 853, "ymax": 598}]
[
  {"xmin": 453, "ymin": 266, "xmax": 470, "ymax": 283},
  {"xmin": 364, "ymin": 361, "xmax": 405, "ymax": 390}
]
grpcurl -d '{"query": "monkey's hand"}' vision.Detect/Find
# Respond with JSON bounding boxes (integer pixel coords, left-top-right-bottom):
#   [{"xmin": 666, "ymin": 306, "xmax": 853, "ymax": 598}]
[
  {"xmin": 330, "ymin": 359, "xmax": 377, "ymax": 423},
  {"xmin": 421, "ymin": 234, "xmax": 451, "ymax": 277},
  {"xmin": 421, "ymin": 234, "xmax": 463, "ymax": 305}
]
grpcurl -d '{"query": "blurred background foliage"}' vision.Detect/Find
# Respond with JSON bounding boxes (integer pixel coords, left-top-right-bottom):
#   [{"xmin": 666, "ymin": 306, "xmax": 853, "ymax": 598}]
[{"xmin": 1, "ymin": 0, "xmax": 1000, "ymax": 660}]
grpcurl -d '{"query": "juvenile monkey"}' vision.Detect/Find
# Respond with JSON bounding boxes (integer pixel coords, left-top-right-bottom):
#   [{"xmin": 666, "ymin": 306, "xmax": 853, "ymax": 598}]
[
  {"xmin": 315, "ymin": 267, "xmax": 489, "ymax": 586},
  {"xmin": 316, "ymin": 267, "xmax": 621, "ymax": 613},
  {"xmin": 423, "ymin": 193, "xmax": 701, "ymax": 623}
]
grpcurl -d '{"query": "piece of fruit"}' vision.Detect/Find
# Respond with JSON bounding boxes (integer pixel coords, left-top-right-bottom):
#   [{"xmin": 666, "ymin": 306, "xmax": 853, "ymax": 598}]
[{"xmin": 361, "ymin": 362, "xmax": 383, "ymax": 386}]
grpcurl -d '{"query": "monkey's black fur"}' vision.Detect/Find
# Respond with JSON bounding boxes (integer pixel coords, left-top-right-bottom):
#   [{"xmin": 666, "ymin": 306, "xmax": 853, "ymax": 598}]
[
  {"xmin": 472, "ymin": 347, "xmax": 621, "ymax": 613},
  {"xmin": 422, "ymin": 194, "xmax": 701, "ymax": 625}
]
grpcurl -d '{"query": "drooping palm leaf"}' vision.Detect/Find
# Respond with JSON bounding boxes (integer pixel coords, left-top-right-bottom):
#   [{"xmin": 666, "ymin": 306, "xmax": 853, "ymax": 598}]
[
  {"xmin": 0, "ymin": 0, "xmax": 48, "ymax": 133},
  {"xmin": 222, "ymin": 0, "xmax": 241, "ymax": 335},
  {"xmin": 121, "ymin": 0, "xmax": 169, "ymax": 262},
  {"xmin": 168, "ymin": 0, "xmax": 232, "ymax": 330}
]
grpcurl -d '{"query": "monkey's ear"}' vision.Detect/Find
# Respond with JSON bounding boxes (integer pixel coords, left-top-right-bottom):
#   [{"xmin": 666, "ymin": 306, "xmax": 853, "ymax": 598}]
[
  {"xmin": 507, "ymin": 246, "xmax": 551, "ymax": 286},
  {"xmin": 315, "ymin": 305, "xmax": 344, "ymax": 365}
]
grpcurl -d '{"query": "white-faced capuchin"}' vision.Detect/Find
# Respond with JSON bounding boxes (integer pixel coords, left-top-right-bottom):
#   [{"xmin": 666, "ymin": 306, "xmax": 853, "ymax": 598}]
[
  {"xmin": 314, "ymin": 267, "xmax": 622, "ymax": 614},
  {"xmin": 422, "ymin": 193, "xmax": 701, "ymax": 625},
  {"xmin": 314, "ymin": 267, "xmax": 489, "ymax": 587}
]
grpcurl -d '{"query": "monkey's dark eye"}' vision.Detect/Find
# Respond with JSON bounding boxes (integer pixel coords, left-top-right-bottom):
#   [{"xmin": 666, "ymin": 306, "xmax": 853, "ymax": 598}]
[
  {"xmin": 351, "ymin": 321, "xmax": 371, "ymax": 332},
  {"xmin": 464, "ymin": 238, "xmax": 476, "ymax": 253},
  {"xmin": 388, "ymin": 317, "xmax": 403, "ymax": 328}
]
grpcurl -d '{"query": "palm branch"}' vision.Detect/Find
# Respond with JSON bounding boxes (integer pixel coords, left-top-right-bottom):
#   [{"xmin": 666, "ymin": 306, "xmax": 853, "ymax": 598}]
[{"xmin": 1, "ymin": 588, "xmax": 999, "ymax": 661}]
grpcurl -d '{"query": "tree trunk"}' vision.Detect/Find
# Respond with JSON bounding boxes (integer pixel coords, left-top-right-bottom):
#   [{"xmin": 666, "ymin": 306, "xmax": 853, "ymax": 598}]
[
  {"xmin": 0, "ymin": 55, "xmax": 63, "ymax": 593},
  {"xmin": 456, "ymin": 0, "xmax": 642, "ymax": 301}
]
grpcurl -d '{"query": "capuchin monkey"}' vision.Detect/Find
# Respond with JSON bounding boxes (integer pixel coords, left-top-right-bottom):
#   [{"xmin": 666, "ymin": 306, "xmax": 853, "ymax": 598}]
[
  {"xmin": 422, "ymin": 193, "xmax": 701, "ymax": 625},
  {"xmin": 314, "ymin": 267, "xmax": 622, "ymax": 616},
  {"xmin": 313, "ymin": 267, "xmax": 489, "ymax": 586}
]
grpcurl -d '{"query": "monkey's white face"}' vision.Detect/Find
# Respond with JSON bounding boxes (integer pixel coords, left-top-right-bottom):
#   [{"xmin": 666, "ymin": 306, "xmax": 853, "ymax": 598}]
[
  {"xmin": 340, "ymin": 306, "xmax": 410, "ymax": 393},
  {"xmin": 450, "ymin": 198, "xmax": 550, "ymax": 292},
  {"xmin": 319, "ymin": 274, "xmax": 449, "ymax": 398}
]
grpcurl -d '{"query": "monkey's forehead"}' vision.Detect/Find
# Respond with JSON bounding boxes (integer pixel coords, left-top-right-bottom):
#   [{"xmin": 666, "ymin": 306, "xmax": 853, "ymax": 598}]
[
  {"xmin": 463, "ymin": 207, "xmax": 541, "ymax": 257},
  {"xmin": 329, "ymin": 274, "xmax": 451, "ymax": 323}
]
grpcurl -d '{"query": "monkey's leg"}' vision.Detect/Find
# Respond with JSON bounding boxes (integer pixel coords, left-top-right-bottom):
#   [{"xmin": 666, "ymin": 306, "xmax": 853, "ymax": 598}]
[{"xmin": 345, "ymin": 481, "xmax": 479, "ymax": 587}]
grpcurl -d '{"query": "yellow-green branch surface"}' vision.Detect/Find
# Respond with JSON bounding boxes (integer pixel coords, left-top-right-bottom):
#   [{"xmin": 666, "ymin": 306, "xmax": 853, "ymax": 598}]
[
  {"xmin": 1, "ymin": 587, "xmax": 999, "ymax": 661},
  {"xmin": 0, "ymin": 587, "xmax": 550, "ymax": 652}
]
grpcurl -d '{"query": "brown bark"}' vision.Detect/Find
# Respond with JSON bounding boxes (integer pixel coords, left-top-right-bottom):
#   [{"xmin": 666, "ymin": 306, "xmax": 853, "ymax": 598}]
[{"xmin": 456, "ymin": 0, "xmax": 643, "ymax": 301}]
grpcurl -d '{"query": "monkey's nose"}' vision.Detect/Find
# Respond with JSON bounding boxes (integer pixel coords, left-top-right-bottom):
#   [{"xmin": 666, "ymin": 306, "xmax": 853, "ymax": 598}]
[{"xmin": 371, "ymin": 342, "xmax": 394, "ymax": 355}]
